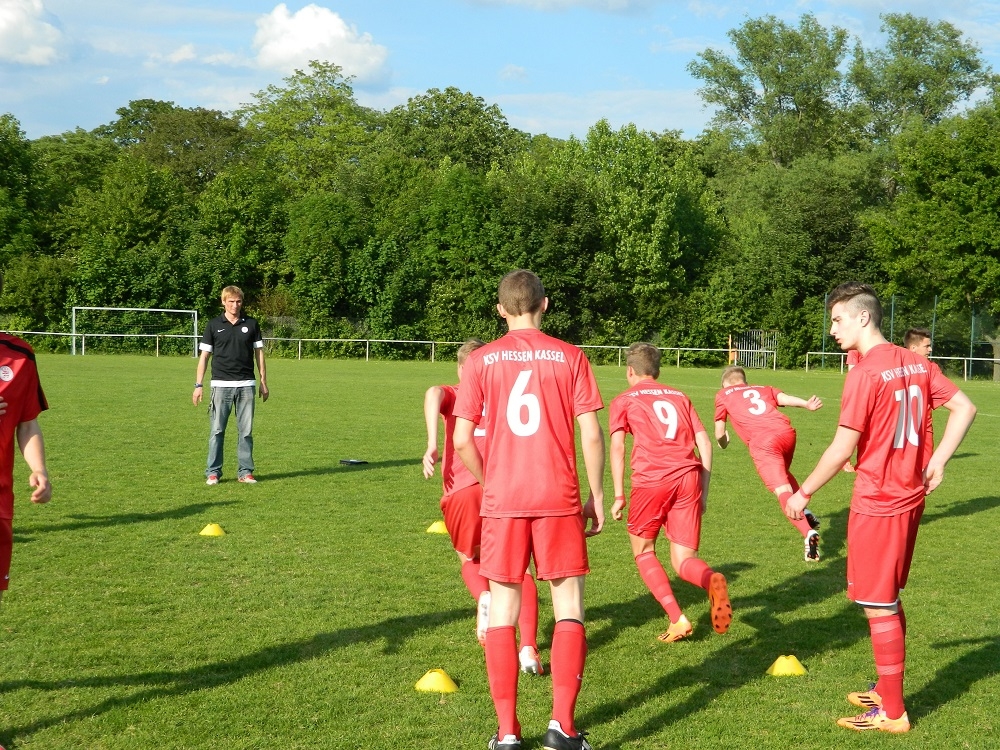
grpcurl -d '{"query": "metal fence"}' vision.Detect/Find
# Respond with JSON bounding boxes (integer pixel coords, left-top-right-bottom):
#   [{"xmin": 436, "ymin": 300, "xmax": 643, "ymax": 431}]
[{"xmin": 805, "ymin": 351, "xmax": 998, "ymax": 381}]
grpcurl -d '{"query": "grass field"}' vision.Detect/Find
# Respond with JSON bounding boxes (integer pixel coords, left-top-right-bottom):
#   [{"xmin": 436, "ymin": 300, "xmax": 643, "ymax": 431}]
[{"xmin": 0, "ymin": 354, "xmax": 997, "ymax": 749}]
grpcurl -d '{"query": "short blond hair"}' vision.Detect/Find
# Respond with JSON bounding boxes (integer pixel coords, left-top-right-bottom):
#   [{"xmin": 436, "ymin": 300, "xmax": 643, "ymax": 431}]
[
  {"xmin": 221, "ymin": 285, "xmax": 244, "ymax": 301},
  {"xmin": 498, "ymin": 270, "xmax": 545, "ymax": 316},
  {"xmin": 721, "ymin": 365, "xmax": 747, "ymax": 387},
  {"xmin": 457, "ymin": 338, "xmax": 485, "ymax": 365},
  {"xmin": 626, "ymin": 342, "xmax": 660, "ymax": 378}
]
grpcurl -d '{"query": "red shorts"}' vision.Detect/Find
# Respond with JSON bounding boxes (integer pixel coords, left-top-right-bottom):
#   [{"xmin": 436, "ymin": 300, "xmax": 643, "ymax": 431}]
[
  {"xmin": 440, "ymin": 483, "xmax": 483, "ymax": 560},
  {"xmin": 0, "ymin": 517, "xmax": 11, "ymax": 591},
  {"xmin": 748, "ymin": 430, "xmax": 796, "ymax": 492},
  {"xmin": 847, "ymin": 505, "xmax": 923, "ymax": 607},
  {"xmin": 480, "ymin": 514, "xmax": 589, "ymax": 582},
  {"xmin": 628, "ymin": 469, "xmax": 702, "ymax": 550}
]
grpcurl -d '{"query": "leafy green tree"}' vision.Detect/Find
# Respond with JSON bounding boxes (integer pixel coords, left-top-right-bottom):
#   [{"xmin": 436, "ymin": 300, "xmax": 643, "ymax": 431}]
[
  {"xmin": 850, "ymin": 14, "xmax": 996, "ymax": 142},
  {"xmin": 0, "ymin": 253, "xmax": 75, "ymax": 333},
  {"xmin": 0, "ymin": 114, "xmax": 38, "ymax": 268},
  {"xmin": 688, "ymin": 14, "xmax": 852, "ymax": 164}
]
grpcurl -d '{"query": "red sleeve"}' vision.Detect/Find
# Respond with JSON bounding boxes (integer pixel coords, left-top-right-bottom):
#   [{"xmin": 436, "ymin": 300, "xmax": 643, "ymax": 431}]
[
  {"xmin": 608, "ymin": 396, "xmax": 629, "ymax": 435},
  {"xmin": 928, "ymin": 362, "xmax": 959, "ymax": 410},
  {"xmin": 713, "ymin": 392, "xmax": 727, "ymax": 422},
  {"xmin": 572, "ymin": 355, "xmax": 604, "ymax": 416},
  {"xmin": 839, "ymin": 368, "xmax": 874, "ymax": 432},
  {"xmin": 15, "ymin": 359, "xmax": 45, "ymax": 425},
  {"xmin": 438, "ymin": 384, "xmax": 457, "ymax": 417},
  {"xmin": 453, "ymin": 356, "xmax": 485, "ymax": 424}
]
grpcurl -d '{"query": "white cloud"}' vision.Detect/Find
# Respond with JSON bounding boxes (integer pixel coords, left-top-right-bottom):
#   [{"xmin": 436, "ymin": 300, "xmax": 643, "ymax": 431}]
[
  {"xmin": 500, "ymin": 63, "xmax": 528, "ymax": 81},
  {"xmin": 253, "ymin": 3, "xmax": 389, "ymax": 84},
  {"xmin": 95, "ymin": 75, "xmax": 109, "ymax": 85},
  {"xmin": 495, "ymin": 88, "xmax": 714, "ymax": 138},
  {"xmin": 166, "ymin": 43, "xmax": 197, "ymax": 64},
  {"xmin": 0, "ymin": 0, "xmax": 62, "ymax": 65}
]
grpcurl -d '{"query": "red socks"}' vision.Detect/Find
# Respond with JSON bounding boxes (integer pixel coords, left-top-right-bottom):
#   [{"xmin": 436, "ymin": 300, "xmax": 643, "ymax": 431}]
[
  {"xmin": 550, "ymin": 619, "xmax": 586, "ymax": 736},
  {"xmin": 485, "ymin": 626, "xmax": 521, "ymax": 738},
  {"xmin": 778, "ymin": 491, "xmax": 814, "ymax": 537},
  {"xmin": 870, "ymin": 613, "xmax": 906, "ymax": 719},
  {"xmin": 635, "ymin": 551, "xmax": 683, "ymax": 622},
  {"xmin": 518, "ymin": 573, "xmax": 539, "ymax": 649},
  {"xmin": 678, "ymin": 557, "xmax": 714, "ymax": 591},
  {"xmin": 460, "ymin": 560, "xmax": 489, "ymax": 601}
]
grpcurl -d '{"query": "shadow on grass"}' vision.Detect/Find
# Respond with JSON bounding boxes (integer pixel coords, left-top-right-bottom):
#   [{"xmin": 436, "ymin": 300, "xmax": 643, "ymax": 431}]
[
  {"xmin": 0, "ymin": 608, "xmax": 468, "ymax": 747},
  {"xmin": 262, "ymin": 458, "xmax": 421, "ymax": 481},
  {"xmin": 908, "ymin": 636, "xmax": 1000, "ymax": 723},
  {"xmin": 921, "ymin": 495, "xmax": 1000, "ymax": 525},
  {"xmin": 13, "ymin": 501, "xmax": 239, "ymax": 541}
]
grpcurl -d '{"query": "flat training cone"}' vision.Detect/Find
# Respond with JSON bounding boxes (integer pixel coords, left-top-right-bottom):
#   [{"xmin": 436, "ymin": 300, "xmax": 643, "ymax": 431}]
[
  {"xmin": 415, "ymin": 668, "xmax": 458, "ymax": 693},
  {"xmin": 426, "ymin": 520, "xmax": 448, "ymax": 534},
  {"xmin": 200, "ymin": 523, "xmax": 226, "ymax": 536},
  {"xmin": 766, "ymin": 655, "xmax": 807, "ymax": 676}
]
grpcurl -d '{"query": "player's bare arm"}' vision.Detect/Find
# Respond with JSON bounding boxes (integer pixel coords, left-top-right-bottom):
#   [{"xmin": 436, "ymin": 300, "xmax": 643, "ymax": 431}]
[
  {"xmin": 924, "ymin": 390, "xmax": 977, "ymax": 494},
  {"xmin": 16, "ymin": 419, "xmax": 50, "ymax": 504},
  {"xmin": 0, "ymin": 397, "xmax": 7, "ymax": 419},
  {"xmin": 714, "ymin": 419, "xmax": 729, "ymax": 448},
  {"xmin": 785, "ymin": 426, "xmax": 861, "ymax": 520},
  {"xmin": 453, "ymin": 416, "xmax": 484, "ymax": 485},
  {"xmin": 609, "ymin": 429, "xmax": 627, "ymax": 521},
  {"xmin": 695, "ymin": 430, "xmax": 713, "ymax": 512},
  {"xmin": 193, "ymin": 350, "xmax": 210, "ymax": 405},
  {"xmin": 777, "ymin": 392, "xmax": 823, "ymax": 411},
  {"xmin": 256, "ymin": 348, "xmax": 269, "ymax": 402},
  {"xmin": 578, "ymin": 410, "xmax": 606, "ymax": 537},
  {"xmin": 422, "ymin": 386, "xmax": 446, "ymax": 479}
]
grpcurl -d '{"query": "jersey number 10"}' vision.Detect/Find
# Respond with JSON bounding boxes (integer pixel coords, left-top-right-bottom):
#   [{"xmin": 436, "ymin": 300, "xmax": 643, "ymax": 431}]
[{"xmin": 893, "ymin": 385, "xmax": 924, "ymax": 449}]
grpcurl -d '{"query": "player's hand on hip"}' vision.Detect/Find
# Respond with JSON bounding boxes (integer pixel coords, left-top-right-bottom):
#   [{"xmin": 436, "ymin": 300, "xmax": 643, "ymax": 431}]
[
  {"xmin": 784, "ymin": 490, "xmax": 808, "ymax": 520},
  {"xmin": 924, "ymin": 464, "xmax": 945, "ymax": 494},
  {"xmin": 422, "ymin": 448, "xmax": 439, "ymax": 479},
  {"xmin": 29, "ymin": 471, "xmax": 51, "ymax": 504},
  {"xmin": 583, "ymin": 492, "xmax": 604, "ymax": 537},
  {"xmin": 611, "ymin": 495, "xmax": 625, "ymax": 521}
]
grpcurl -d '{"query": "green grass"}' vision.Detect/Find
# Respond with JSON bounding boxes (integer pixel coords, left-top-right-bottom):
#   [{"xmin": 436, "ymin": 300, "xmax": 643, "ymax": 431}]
[{"xmin": 0, "ymin": 355, "xmax": 997, "ymax": 749}]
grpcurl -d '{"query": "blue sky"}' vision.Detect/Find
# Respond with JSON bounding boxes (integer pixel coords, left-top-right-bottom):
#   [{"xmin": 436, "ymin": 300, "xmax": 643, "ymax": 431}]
[{"xmin": 3, "ymin": 0, "xmax": 1000, "ymax": 140}]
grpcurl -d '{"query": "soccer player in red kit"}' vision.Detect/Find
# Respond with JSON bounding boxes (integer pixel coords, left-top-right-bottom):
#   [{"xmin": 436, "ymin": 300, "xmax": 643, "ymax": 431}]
[
  {"xmin": 423, "ymin": 339, "xmax": 542, "ymax": 673},
  {"xmin": 453, "ymin": 270, "xmax": 605, "ymax": 750},
  {"xmin": 0, "ymin": 334, "xmax": 52, "ymax": 603},
  {"xmin": 785, "ymin": 282, "xmax": 976, "ymax": 733},
  {"xmin": 714, "ymin": 366, "xmax": 824, "ymax": 560},
  {"xmin": 610, "ymin": 343, "xmax": 730, "ymax": 643}
]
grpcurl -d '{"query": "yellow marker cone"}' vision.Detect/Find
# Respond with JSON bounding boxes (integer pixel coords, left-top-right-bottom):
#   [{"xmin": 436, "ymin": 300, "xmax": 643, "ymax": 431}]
[
  {"xmin": 200, "ymin": 523, "xmax": 226, "ymax": 536},
  {"xmin": 415, "ymin": 668, "xmax": 458, "ymax": 693},
  {"xmin": 426, "ymin": 520, "xmax": 448, "ymax": 534},
  {"xmin": 766, "ymin": 655, "xmax": 807, "ymax": 676}
]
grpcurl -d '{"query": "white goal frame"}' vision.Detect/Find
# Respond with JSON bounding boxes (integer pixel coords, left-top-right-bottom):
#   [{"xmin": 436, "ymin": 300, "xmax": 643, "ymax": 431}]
[{"xmin": 71, "ymin": 307, "xmax": 199, "ymax": 357}]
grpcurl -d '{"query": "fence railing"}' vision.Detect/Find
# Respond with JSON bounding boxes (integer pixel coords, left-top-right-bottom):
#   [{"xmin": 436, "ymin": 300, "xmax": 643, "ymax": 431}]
[
  {"xmin": 805, "ymin": 351, "xmax": 998, "ymax": 381},
  {"xmin": 2, "ymin": 330, "xmax": 779, "ymax": 369}
]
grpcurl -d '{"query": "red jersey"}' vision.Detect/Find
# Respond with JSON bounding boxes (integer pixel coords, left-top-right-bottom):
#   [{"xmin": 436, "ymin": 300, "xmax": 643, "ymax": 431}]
[
  {"xmin": 454, "ymin": 328, "xmax": 603, "ymax": 518},
  {"xmin": 714, "ymin": 385, "xmax": 792, "ymax": 447},
  {"xmin": 436, "ymin": 384, "xmax": 484, "ymax": 495},
  {"xmin": 0, "ymin": 335, "xmax": 48, "ymax": 520},
  {"xmin": 840, "ymin": 343, "xmax": 958, "ymax": 516},
  {"xmin": 847, "ymin": 349, "xmax": 861, "ymax": 367},
  {"xmin": 609, "ymin": 380, "xmax": 705, "ymax": 487}
]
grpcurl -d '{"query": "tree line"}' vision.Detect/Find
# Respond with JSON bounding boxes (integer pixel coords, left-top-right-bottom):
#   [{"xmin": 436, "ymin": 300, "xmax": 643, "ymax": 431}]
[{"xmin": 1, "ymin": 12, "xmax": 999, "ymax": 367}]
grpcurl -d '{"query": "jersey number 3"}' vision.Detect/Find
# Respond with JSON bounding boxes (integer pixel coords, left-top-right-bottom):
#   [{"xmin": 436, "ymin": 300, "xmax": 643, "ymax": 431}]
[
  {"xmin": 507, "ymin": 370, "xmax": 541, "ymax": 436},
  {"xmin": 742, "ymin": 389, "xmax": 766, "ymax": 415}
]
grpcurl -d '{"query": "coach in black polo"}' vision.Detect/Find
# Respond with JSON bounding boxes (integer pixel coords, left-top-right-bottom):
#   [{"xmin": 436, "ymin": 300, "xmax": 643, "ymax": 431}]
[{"xmin": 192, "ymin": 285, "xmax": 269, "ymax": 485}]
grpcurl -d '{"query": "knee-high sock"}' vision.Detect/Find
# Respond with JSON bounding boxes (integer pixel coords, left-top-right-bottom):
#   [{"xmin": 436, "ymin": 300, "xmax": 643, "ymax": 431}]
[
  {"xmin": 460, "ymin": 560, "xmax": 490, "ymax": 600},
  {"xmin": 678, "ymin": 557, "xmax": 714, "ymax": 591},
  {"xmin": 635, "ymin": 551, "xmax": 683, "ymax": 622},
  {"xmin": 778, "ymin": 491, "xmax": 814, "ymax": 537},
  {"xmin": 518, "ymin": 573, "xmax": 539, "ymax": 649},
  {"xmin": 485, "ymin": 626, "xmax": 520, "ymax": 738},
  {"xmin": 870, "ymin": 614, "xmax": 906, "ymax": 719},
  {"xmin": 550, "ymin": 619, "xmax": 586, "ymax": 736}
]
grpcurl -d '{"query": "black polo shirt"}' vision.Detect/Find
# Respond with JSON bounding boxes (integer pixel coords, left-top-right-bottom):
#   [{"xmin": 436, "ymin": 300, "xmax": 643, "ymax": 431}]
[{"xmin": 200, "ymin": 314, "xmax": 264, "ymax": 385}]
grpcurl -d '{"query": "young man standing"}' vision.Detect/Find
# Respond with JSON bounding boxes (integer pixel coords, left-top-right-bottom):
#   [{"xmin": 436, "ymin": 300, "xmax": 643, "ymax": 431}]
[
  {"xmin": 714, "ymin": 366, "xmax": 824, "ymax": 560},
  {"xmin": 454, "ymin": 270, "xmax": 605, "ymax": 750},
  {"xmin": 423, "ymin": 339, "xmax": 542, "ymax": 674},
  {"xmin": 903, "ymin": 327, "xmax": 932, "ymax": 358},
  {"xmin": 193, "ymin": 286, "xmax": 269, "ymax": 484},
  {"xmin": 785, "ymin": 282, "xmax": 976, "ymax": 733},
  {"xmin": 610, "ymin": 343, "xmax": 730, "ymax": 643}
]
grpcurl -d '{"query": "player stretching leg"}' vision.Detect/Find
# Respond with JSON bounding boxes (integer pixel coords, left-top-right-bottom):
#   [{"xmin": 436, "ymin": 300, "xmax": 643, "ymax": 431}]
[
  {"xmin": 423, "ymin": 340, "xmax": 542, "ymax": 673},
  {"xmin": 785, "ymin": 283, "xmax": 976, "ymax": 733},
  {"xmin": 610, "ymin": 343, "xmax": 731, "ymax": 642},
  {"xmin": 714, "ymin": 366, "xmax": 824, "ymax": 560},
  {"xmin": 454, "ymin": 270, "xmax": 605, "ymax": 750}
]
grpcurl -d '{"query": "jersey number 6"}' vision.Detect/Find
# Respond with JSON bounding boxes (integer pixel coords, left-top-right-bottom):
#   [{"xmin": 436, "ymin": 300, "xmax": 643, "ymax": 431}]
[{"xmin": 507, "ymin": 370, "xmax": 541, "ymax": 437}]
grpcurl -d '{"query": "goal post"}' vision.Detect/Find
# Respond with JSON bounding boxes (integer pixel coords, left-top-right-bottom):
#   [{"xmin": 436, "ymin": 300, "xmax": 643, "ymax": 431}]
[{"xmin": 71, "ymin": 307, "xmax": 199, "ymax": 357}]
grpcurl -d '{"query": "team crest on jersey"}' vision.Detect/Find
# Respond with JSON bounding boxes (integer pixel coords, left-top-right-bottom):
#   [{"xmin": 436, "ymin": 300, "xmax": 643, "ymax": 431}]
[
  {"xmin": 0, "ymin": 366, "xmax": 12, "ymax": 382},
  {"xmin": 241, "ymin": 326, "xmax": 249, "ymax": 333}
]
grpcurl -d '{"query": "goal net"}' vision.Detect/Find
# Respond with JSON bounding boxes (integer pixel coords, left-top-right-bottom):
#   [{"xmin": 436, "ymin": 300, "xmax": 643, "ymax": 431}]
[{"xmin": 71, "ymin": 307, "xmax": 199, "ymax": 356}]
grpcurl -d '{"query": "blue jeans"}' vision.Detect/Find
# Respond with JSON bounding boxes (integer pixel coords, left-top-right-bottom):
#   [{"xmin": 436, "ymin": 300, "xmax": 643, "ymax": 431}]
[{"xmin": 206, "ymin": 386, "xmax": 255, "ymax": 479}]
